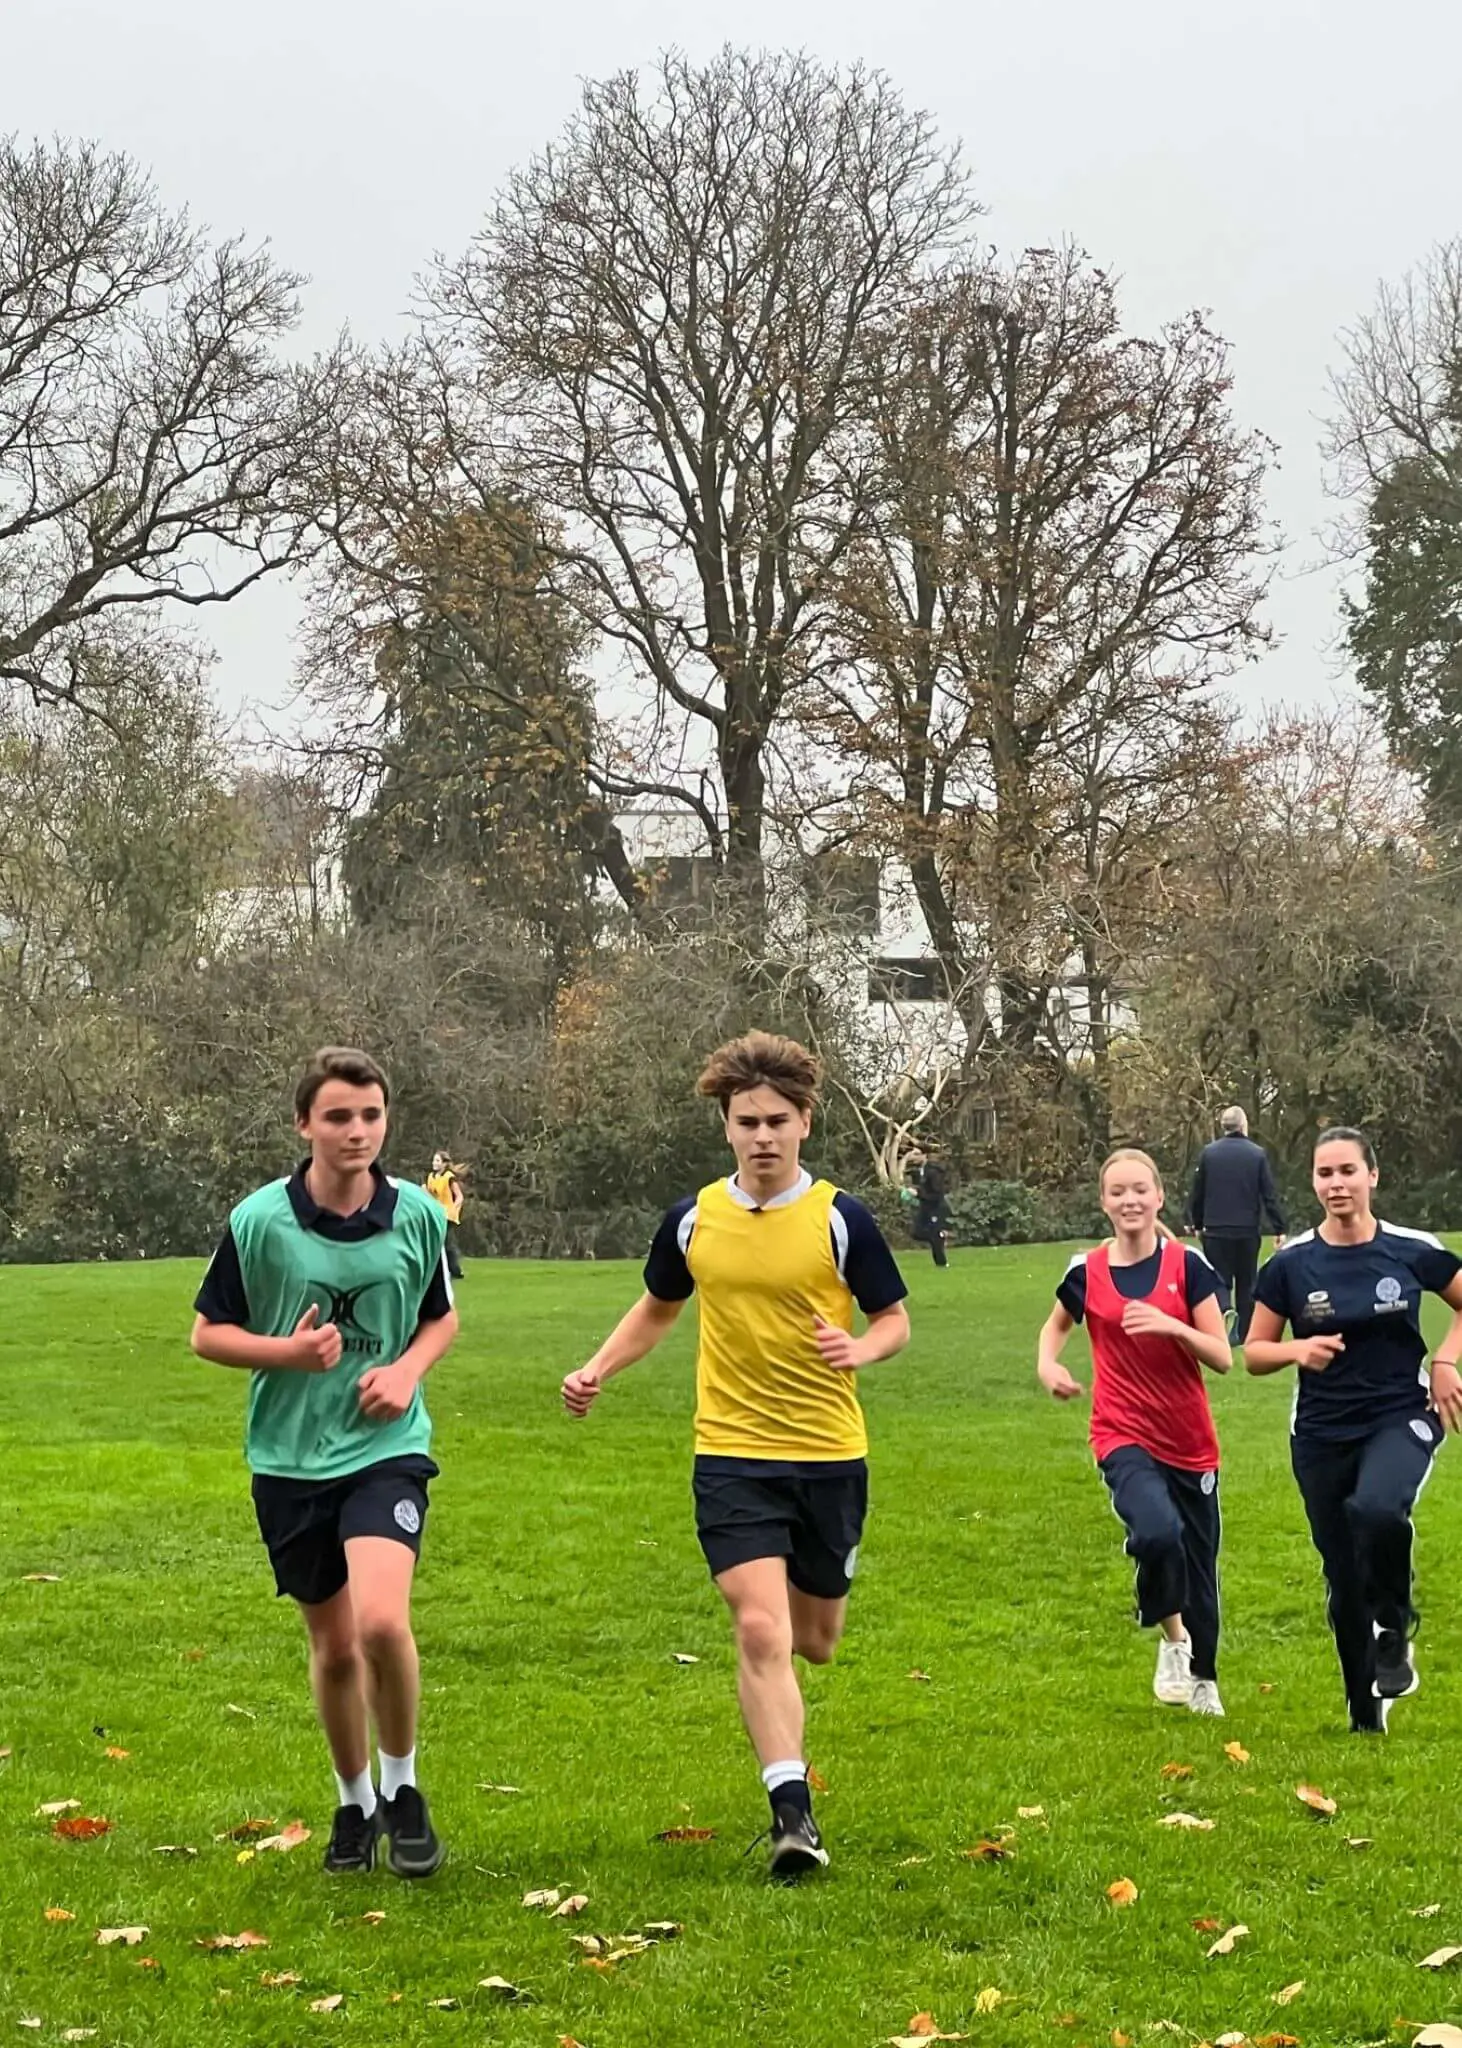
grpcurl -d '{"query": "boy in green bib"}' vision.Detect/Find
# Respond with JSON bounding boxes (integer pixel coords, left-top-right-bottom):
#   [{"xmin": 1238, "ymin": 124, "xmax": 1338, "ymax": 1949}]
[{"xmin": 192, "ymin": 1047, "xmax": 458, "ymax": 1877}]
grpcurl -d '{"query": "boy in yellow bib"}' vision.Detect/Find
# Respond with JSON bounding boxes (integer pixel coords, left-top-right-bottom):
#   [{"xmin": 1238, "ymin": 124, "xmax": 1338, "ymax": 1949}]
[{"xmin": 562, "ymin": 1032, "xmax": 910, "ymax": 1878}]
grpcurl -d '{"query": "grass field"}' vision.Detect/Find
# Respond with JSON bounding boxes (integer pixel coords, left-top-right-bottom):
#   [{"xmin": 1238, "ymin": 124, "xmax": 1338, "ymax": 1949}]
[{"xmin": 3, "ymin": 1247, "xmax": 1462, "ymax": 2048}]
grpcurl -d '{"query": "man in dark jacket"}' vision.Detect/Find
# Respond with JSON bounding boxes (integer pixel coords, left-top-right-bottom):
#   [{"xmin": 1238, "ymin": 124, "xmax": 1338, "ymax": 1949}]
[{"xmin": 1186, "ymin": 1107, "xmax": 1286, "ymax": 1343}]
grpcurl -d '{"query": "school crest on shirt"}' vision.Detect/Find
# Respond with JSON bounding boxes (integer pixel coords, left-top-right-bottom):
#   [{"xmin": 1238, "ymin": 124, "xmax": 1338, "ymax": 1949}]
[{"xmin": 1374, "ymin": 1275, "xmax": 1406, "ymax": 1315}]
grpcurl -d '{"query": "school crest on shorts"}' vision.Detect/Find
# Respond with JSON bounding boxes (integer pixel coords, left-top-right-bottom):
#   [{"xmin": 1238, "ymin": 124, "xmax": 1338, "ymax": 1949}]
[
  {"xmin": 1200, "ymin": 1470, "xmax": 1217, "ymax": 1496},
  {"xmin": 393, "ymin": 1499, "xmax": 421, "ymax": 1535}
]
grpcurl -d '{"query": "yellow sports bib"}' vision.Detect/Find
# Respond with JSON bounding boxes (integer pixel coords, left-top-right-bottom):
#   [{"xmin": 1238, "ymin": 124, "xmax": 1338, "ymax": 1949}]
[
  {"xmin": 686, "ymin": 1177, "xmax": 866, "ymax": 1460},
  {"xmin": 425, "ymin": 1172, "xmax": 462, "ymax": 1224}
]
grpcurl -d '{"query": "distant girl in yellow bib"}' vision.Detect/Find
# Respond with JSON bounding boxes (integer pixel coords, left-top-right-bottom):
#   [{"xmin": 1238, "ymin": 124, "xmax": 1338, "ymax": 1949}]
[
  {"xmin": 562, "ymin": 1032, "xmax": 911, "ymax": 1881},
  {"xmin": 425, "ymin": 1154, "xmax": 465, "ymax": 1280}
]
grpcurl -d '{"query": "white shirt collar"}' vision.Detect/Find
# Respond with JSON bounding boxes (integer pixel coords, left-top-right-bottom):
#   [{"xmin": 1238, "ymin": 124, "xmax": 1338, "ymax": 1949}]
[{"xmin": 726, "ymin": 1168, "xmax": 813, "ymax": 1212}]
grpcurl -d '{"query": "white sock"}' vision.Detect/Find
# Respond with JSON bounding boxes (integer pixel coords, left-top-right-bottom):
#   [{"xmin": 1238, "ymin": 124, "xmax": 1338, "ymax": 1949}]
[
  {"xmin": 760, "ymin": 1759, "xmax": 807, "ymax": 1793},
  {"xmin": 335, "ymin": 1766, "xmax": 376, "ymax": 1817},
  {"xmin": 379, "ymin": 1749, "xmax": 417, "ymax": 1801}
]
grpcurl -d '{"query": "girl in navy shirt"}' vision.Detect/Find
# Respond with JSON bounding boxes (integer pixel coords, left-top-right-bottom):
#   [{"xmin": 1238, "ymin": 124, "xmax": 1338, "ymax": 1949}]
[{"xmin": 1247, "ymin": 1128, "xmax": 1462, "ymax": 1730}]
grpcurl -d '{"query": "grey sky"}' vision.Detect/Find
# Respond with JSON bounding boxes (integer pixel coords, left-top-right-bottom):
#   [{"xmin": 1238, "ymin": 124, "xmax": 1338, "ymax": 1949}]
[{"xmin": 10, "ymin": 0, "xmax": 1460, "ymax": 725}]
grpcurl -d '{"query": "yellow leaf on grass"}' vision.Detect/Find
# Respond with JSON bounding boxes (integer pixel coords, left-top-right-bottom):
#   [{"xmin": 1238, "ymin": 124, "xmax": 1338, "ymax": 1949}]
[
  {"xmin": 1159, "ymin": 1812, "xmax": 1216, "ymax": 1830},
  {"xmin": 44, "ymin": 1908, "xmax": 75, "ymax": 1923},
  {"xmin": 1254, "ymin": 2035, "xmax": 1301, "ymax": 2047},
  {"xmin": 1113, "ymin": 2033, "xmax": 1134, "ymax": 2047},
  {"xmin": 1206, "ymin": 1923, "xmax": 1250, "ymax": 1957},
  {"xmin": 1224, "ymin": 1742, "xmax": 1251, "ymax": 1764},
  {"xmin": 1017, "ymin": 1805, "xmax": 1046, "ymax": 1821},
  {"xmin": 235, "ymin": 1850, "xmax": 255, "ymax": 1865},
  {"xmin": 908, "ymin": 1669, "xmax": 933, "ymax": 1682},
  {"xmin": 974, "ymin": 1988, "xmax": 1003, "ymax": 2014},
  {"xmin": 260, "ymin": 1972, "xmax": 302, "ymax": 1989},
  {"xmin": 104, "ymin": 1747, "xmax": 130, "ymax": 1761},
  {"xmin": 97, "ymin": 1927, "xmax": 149, "ymax": 1946},
  {"xmin": 1160, "ymin": 1763, "xmax": 1195, "ymax": 1781},
  {"xmin": 362, "ymin": 1911, "xmax": 387, "ymax": 1924},
  {"xmin": 1107, "ymin": 1878, "xmax": 1139, "ymax": 1907},
  {"xmin": 1271, "ymin": 1982, "xmax": 1305, "ymax": 2004},
  {"xmin": 1419, "ymin": 1948, "xmax": 1462, "ymax": 1970},
  {"xmin": 1295, "ymin": 1782, "xmax": 1336, "ymax": 1817}
]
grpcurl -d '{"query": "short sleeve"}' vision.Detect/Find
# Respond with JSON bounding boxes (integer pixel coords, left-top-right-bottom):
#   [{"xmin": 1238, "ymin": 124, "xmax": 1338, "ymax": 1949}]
[
  {"xmin": 194, "ymin": 1227, "xmax": 250, "ymax": 1325},
  {"xmin": 644, "ymin": 1198, "xmax": 697, "ymax": 1302},
  {"xmin": 1183, "ymin": 1248, "xmax": 1221, "ymax": 1310},
  {"xmin": 1252, "ymin": 1251, "xmax": 1293, "ymax": 1323},
  {"xmin": 417, "ymin": 1253, "xmax": 454, "ymax": 1323},
  {"xmin": 1057, "ymin": 1255, "xmax": 1088, "ymax": 1323},
  {"xmin": 1409, "ymin": 1237, "xmax": 1462, "ymax": 1296},
  {"xmin": 831, "ymin": 1194, "xmax": 908, "ymax": 1313}
]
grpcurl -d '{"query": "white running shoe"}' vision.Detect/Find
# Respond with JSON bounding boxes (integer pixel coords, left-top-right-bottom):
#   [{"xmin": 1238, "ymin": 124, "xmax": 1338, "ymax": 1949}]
[
  {"xmin": 1189, "ymin": 1679, "xmax": 1225, "ymax": 1717},
  {"xmin": 1154, "ymin": 1634, "xmax": 1194, "ymax": 1704}
]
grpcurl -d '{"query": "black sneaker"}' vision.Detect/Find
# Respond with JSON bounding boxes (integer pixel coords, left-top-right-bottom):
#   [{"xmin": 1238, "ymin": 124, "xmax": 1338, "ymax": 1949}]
[
  {"xmin": 378, "ymin": 1785, "xmax": 445, "ymax": 1878},
  {"xmin": 1373, "ymin": 1629, "xmax": 1419, "ymax": 1700},
  {"xmin": 768, "ymin": 1802, "xmax": 829, "ymax": 1882},
  {"xmin": 323, "ymin": 1801, "xmax": 378, "ymax": 1873}
]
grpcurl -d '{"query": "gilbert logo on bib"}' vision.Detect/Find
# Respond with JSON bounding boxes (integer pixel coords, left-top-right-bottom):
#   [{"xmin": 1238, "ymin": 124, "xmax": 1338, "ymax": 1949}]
[{"xmin": 1374, "ymin": 1275, "xmax": 1405, "ymax": 1315}]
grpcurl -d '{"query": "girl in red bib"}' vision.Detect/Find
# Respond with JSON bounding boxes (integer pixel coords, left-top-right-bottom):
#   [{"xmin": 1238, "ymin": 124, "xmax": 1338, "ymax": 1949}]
[{"xmin": 1037, "ymin": 1149, "xmax": 1232, "ymax": 1714}]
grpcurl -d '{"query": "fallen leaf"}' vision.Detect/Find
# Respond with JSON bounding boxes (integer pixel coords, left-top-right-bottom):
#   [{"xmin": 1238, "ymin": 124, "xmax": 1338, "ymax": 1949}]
[
  {"xmin": 235, "ymin": 1850, "xmax": 255, "ymax": 1866},
  {"xmin": 1207, "ymin": 1924, "xmax": 1251, "ymax": 1958},
  {"xmin": 478, "ymin": 1976, "xmax": 532, "ymax": 2002},
  {"xmin": 45, "ymin": 1907, "xmax": 76, "ymax": 1923},
  {"xmin": 553, "ymin": 1894, "xmax": 590, "ymax": 1918},
  {"xmin": 61, "ymin": 2032, "xmax": 97, "ymax": 2042},
  {"xmin": 53, "ymin": 1816, "xmax": 110, "ymax": 1841},
  {"xmin": 18, "ymin": 2021, "xmax": 41, "ymax": 2032},
  {"xmin": 477, "ymin": 1783, "xmax": 523, "ymax": 1795},
  {"xmin": 1192, "ymin": 1916, "xmax": 1225, "ymax": 1932},
  {"xmin": 362, "ymin": 1911, "xmax": 387, "ymax": 1924},
  {"xmin": 98, "ymin": 1926, "xmax": 149, "ymax": 1946},
  {"xmin": 184, "ymin": 1648, "xmax": 208, "ymax": 1662},
  {"xmin": 1415, "ymin": 2030, "xmax": 1462, "ymax": 2047},
  {"xmin": 1017, "ymin": 1805, "xmax": 1046, "ymax": 1821},
  {"xmin": 104, "ymin": 1746, "xmax": 131, "ymax": 1761},
  {"xmin": 1414, "ymin": 1904, "xmax": 1445, "ymax": 1918},
  {"xmin": 1159, "ymin": 1812, "xmax": 1216, "ymax": 1830},
  {"xmin": 196, "ymin": 1931, "xmax": 269, "ymax": 1952},
  {"xmin": 898, "ymin": 1855, "xmax": 931, "ymax": 1867},
  {"xmin": 522, "ymin": 1888, "xmax": 562, "ymax": 1910},
  {"xmin": 642, "ymin": 1922, "xmax": 682, "ymax": 1940},
  {"xmin": 654, "ymin": 1826, "xmax": 716, "ymax": 1843},
  {"xmin": 37, "ymin": 1800, "xmax": 81, "ymax": 1816},
  {"xmin": 309, "ymin": 1994, "xmax": 344, "ymax": 2012},
  {"xmin": 1295, "ymin": 1783, "xmax": 1336, "ymax": 1818},
  {"xmin": 908, "ymin": 1669, "xmax": 933, "ymax": 1682},
  {"xmin": 1272, "ymin": 1982, "xmax": 1305, "ymax": 2005},
  {"xmin": 1259, "ymin": 1682, "xmax": 1276, "ymax": 1693},
  {"xmin": 152, "ymin": 1844, "xmax": 198, "ymax": 1858},
  {"xmin": 1345, "ymin": 1837, "xmax": 1373, "ymax": 1851},
  {"xmin": 216, "ymin": 1819, "xmax": 275, "ymax": 1840},
  {"xmin": 1107, "ymin": 1878, "xmax": 1139, "ymax": 1907},
  {"xmin": 974, "ymin": 1989, "xmax": 1003, "ymax": 2016},
  {"xmin": 671, "ymin": 1653, "xmax": 700, "ymax": 1665},
  {"xmin": 134, "ymin": 1959, "xmax": 161, "ymax": 1972},
  {"xmin": 427, "ymin": 1998, "xmax": 461, "ymax": 2010},
  {"xmin": 387, "ymin": 1992, "xmax": 403, "ymax": 2003},
  {"xmin": 1113, "ymin": 2034, "xmax": 1133, "ymax": 2047},
  {"xmin": 0, "ymin": 1746, "xmax": 11, "ymax": 1759},
  {"xmin": 1053, "ymin": 2019, "xmax": 1081, "ymax": 2030},
  {"xmin": 22, "ymin": 1573, "xmax": 62, "ymax": 1582},
  {"xmin": 963, "ymin": 1838, "xmax": 1013, "ymax": 1862},
  {"xmin": 1224, "ymin": 1742, "xmax": 1251, "ymax": 1765},
  {"xmin": 1215, "ymin": 2035, "xmax": 1249, "ymax": 2047},
  {"xmin": 260, "ymin": 1972, "xmax": 302, "ymax": 1988},
  {"xmin": 1160, "ymin": 1763, "xmax": 1196, "ymax": 1781},
  {"xmin": 1419, "ymin": 1949, "xmax": 1462, "ymax": 1971},
  {"xmin": 1254, "ymin": 2036, "xmax": 1301, "ymax": 2047},
  {"xmin": 807, "ymin": 1766, "xmax": 830, "ymax": 1794},
  {"xmin": 256, "ymin": 1821, "xmax": 311, "ymax": 1854},
  {"xmin": 559, "ymin": 2039, "xmax": 589, "ymax": 2048},
  {"xmin": 223, "ymin": 1702, "xmax": 256, "ymax": 1720}
]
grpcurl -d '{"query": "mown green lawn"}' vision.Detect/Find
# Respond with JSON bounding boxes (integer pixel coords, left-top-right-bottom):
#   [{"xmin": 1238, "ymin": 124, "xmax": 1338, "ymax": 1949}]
[{"xmin": 2, "ymin": 1247, "xmax": 1461, "ymax": 2048}]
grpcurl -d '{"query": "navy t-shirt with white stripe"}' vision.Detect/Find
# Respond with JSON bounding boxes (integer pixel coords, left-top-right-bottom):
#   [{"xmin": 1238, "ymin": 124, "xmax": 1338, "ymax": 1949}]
[{"xmin": 1252, "ymin": 1222, "xmax": 1462, "ymax": 1441}]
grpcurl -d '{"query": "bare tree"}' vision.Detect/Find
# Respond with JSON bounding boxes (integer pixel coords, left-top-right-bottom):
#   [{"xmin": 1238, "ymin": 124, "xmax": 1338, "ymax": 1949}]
[
  {"xmin": 0, "ymin": 138, "xmax": 332, "ymax": 716},
  {"xmin": 425, "ymin": 49, "xmax": 974, "ymax": 927}
]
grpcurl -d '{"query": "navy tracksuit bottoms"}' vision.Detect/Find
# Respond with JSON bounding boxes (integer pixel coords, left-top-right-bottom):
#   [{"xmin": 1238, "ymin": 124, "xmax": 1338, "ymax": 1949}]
[{"xmin": 1099, "ymin": 1444, "xmax": 1221, "ymax": 1681}]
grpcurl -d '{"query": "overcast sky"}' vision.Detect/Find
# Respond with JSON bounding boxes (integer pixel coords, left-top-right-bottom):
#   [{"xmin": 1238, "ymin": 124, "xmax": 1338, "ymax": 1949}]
[{"xmin": 10, "ymin": 0, "xmax": 1460, "ymax": 726}]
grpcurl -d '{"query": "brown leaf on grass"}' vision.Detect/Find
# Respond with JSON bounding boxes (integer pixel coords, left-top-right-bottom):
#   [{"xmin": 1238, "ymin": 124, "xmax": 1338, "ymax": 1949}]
[
  {"xmin": 1107, "ymin": 1878, "xmax": 1139, "ymax": 1907},
  {"xmin": 1224, "ymin": 1742, "xmax": 1251, "ymax": 1764},
  {"xmin": 908, "ymin": 1669, "xmax": 933, "ymax": 1682},
  {"xmin": 1053, "ymin": 2019, "xmax": 1081, "ymax": 2030},
  {"xmin": 1192, "ymin": 1917, "xmax": 1225, "ymax": 1933},
  {"xmin": 196, "ymin": 1931, "xmax": 269, "ymax": 1952},
  {"xmin": 1113, "ymin": 2033, "xmax": 1133, "ymax": 2047},
  {"xmin": 654, "ymin": 1826, "xmax": 716, "ymax": 1843},
  {"xmin": 362, "ymin": 1911, "xmax": 388, "ymax": 1925},
  {"xmin": 53, "ymin": 1816, "xmax": 110, "ymax": 1841},
  {"xmin": 37, "ymin": 1800, "xmax": 81, "ymax": 1816},
  {"xmin": 1295, "ymin": 1783, "xmax": 1336, "ymax": 1817},
  {"xmin": 807, "ymin": 1766, "xmax": 830, "ymax": 1794},
  {"xmin": 97, "ymin": 1926, "xmax": 149, "ymax": 1946},
  {"xmin": 216, "ymin": 1818, "xmax": 275, "ymax": 1841},
  {"xmin": 44, "ymin": 1907, "xmax": 75, "ymax": 1923},
  {"xmin": 1206, "ymin": 1923, "xmax": 1251, "ymax": 1957},
  {"xmin": 104, "ymin": 1746, "xmax": 131, "ymax": 1761},
  {"xmin": 134, "ymin": 1959, "xmax": 161, "ymax": 1972},
  {"xmin": 1159, "ymin": 1812, "xmax": 1216, "ymax": 1830},
  {"xmin": 559, "ymin": 2039, "xmax": 589, "ymax": 2048},
  {"xmin": 309, "ymin": 1994, "xmax": 344, "ymax": 2012},
  {"xmin": 1271, "ymin": 1983, "xmax": 1305, "ymax": 2005},
  {"xmin": 963, "ymin": 1838, "xmax": 1014, "ymax": 1862},
  {"xmin": 1419, "ymin": 1949, "xmax": 1462, "ymax": 1971},
  {"xmin": 1254, "ymin": 2035, "xmax": 1301, "ymax": 2047},
  {"xmin": 256, "ymin": 1821, "xmax": 311, "ymax": 1854},
  {"xmin": 522, "ymin": 1888, "xmax": 562, "ymax": 1909},
  {"xmin": 184, "ymin": 1649, "xmax": 208, "ymax": 1662},
  {"xmin": 1259, "ymin": 1681, "xmax": 1276, "ymax": 1693},
  {"xmin": 260, "ymin": 1972, "xmax": 302, "ymax": 1989},
  {"xmin": 553, "ymin": 1894, "xmax": 590, "ymax": 1918},
  {"xmin": 478, "ymin": 1976, "xmax": 533, "ymax": 2002},
  {"xmin": 888, "ymin": 2018, "xmax": 969, "ymax": 2046},
  {"xmin": 1160, "ymin": 1763, "xmax": 1196, "ymax": 1781},
  {"xmin": 0, "ymin": 1745, "xmax": 11, "ymax": 1760}
]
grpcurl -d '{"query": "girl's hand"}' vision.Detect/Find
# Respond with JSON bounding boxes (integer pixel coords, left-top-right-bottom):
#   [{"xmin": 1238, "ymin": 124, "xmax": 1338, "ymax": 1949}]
[
  {"xmin": 1429, "ymin": 1359, "xmax": 1462, "ymax": 1434},
  {"xmin": 1038, "ymin": 1360, "xmax": 1085, "ymax": 1402},
  {"xmin": 813, "ymin": 1315, "xmax": 861, "ymax": 1371},
  {"xmin": 1121, "ymin": 1301, "xmax": 1177, "ymax": 1339},
  {"xmin": 1294, "ymin": 1333, "xmax": 1345, "ymax": 1371}
]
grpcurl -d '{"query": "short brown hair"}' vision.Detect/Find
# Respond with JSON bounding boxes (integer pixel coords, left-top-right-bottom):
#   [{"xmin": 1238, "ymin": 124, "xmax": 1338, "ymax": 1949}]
[
  {"xmin": 295, "ymin": 1046, "xmax": 391, "ymax": 1120},
  {"xmin": 696, "ymin": 1031, "xmax": 821, "ymax": 1115}
]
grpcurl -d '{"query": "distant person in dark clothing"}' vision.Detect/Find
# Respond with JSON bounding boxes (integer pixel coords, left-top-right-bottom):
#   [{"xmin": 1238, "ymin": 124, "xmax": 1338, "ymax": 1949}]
[
  {"xmin": 1186, "ymin": 1107, "xmax": 1286, "ymax": 1343},
  {"xmin": 906, "ymin": 1150, "xmax": 951, "ymax": 1268}
]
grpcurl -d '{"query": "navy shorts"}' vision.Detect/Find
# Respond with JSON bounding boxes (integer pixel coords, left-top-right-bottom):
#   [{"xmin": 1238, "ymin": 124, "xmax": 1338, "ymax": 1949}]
[
  {"xmin": 250, "ymin": 1455, "xmax": 439, "ymax": 1607},
  {"xmin": 692, "ymin": 1456, "xmax": 868, "ymax": 1599}
]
